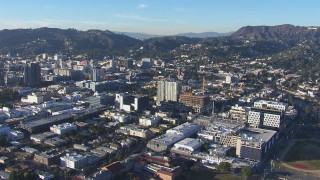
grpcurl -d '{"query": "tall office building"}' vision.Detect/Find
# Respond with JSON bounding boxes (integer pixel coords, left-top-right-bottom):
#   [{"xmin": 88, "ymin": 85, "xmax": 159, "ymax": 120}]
[
  {"xmin": 124, "ymin": 59, "xmax": 134, "ymax": 69},
  {"xmin": 92, "ymin": 67, "xmax": 102, "ymax": 82},
  {"xmin": 24, "ymin": 62, "xmax": 41, "ymax": 87},
  {"xmin": 110, "ymin": 57, "xmax": 117, "ymax": 71},
  {"xmin": 157, "ymin": 80, "xmax": 180, "ymax": 102}
]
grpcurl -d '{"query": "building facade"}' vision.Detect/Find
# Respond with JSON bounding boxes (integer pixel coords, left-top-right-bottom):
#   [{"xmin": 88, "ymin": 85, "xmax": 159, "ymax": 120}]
[
  {"xmin": 92, "ymin": 67, "xmax": 102, "ymax": 82},
  {"xmin": 24, "ymin": 62, "xmax": 41, "ymax": 87},
  {"xmin": 248, "ymin": 107, "xmax": 283, "ymax": 128},
  {"xmin": 157, "ymin": 81, "xmax": 180, "ymax": 102},
  {"xmin": 179, "ymin": 93, "xmax": 212, "ymax": 114},
  {"xmin": 50, "ymin": 123, "xmax": 77, "ymax": 135}
]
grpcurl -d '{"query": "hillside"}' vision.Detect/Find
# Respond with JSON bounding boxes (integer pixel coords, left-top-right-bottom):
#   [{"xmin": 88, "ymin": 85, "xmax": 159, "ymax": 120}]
[
  {"xmin": 231, "ymin": 24, "xmax": 320, "ymax": 40},
  {"xmin": 0, "ymin": 28, "xmax": 142, "ymax": 56}
]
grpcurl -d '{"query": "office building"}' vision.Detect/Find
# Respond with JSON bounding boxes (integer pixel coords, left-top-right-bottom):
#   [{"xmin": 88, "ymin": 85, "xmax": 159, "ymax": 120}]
[
  {"xmin": 141, "ymin": 58, "xmax": 152, "ymax": 68},
  {"xmin": 236, "ymin": 128, "xmax": 277, "ymax": 162},
  {"xmin": 119, "ymin": 94, "xmax": 149, "ymax": 112},
  {"xmin": 23, "ymin": 62, "xmax": 41, "ymax": 87},
  {"xmin": 225, "ymin": 74, "xmax": 239, "ymax": 84},
  {"xmin": 248, "ymin": 107, "xmax": 283, "ymax": 128},
  {"xmin": 124, "ymin": 59, "xmax": 134, "ymax": 69},
  {"xmin": 254, "ymin": 100, "xmax": 288, "ymax": 111},
  {"xmin": 92, "ymin": 67, "xmax": 102, "ymax": 82},
  {"xmin": 157, "ymin": 80, "xmax": 180, "ymax": 102},
  {"xmin": 229, "ymin": 104, "xmax": 248, "ymax": 122},
  {"xmin": 197, "ymin": 119, "xmax": 243, "ymax": 147},
  {"xmin": 179, "ymin": 93, "xmax": 213, "ymax": 114}
]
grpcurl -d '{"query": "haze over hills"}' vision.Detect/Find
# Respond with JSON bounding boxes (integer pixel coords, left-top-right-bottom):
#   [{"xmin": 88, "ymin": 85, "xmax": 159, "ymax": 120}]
[
  {"xmin": 175, "ymin": 32, "xmax": 233, "ymax": 38},
  {"xmin": 114, "ymin": 32, "xmax": 162, "ymax": 40},
  {"xmin": 115, "ymin": 31, "xmax": 232, "ymax": 40}
]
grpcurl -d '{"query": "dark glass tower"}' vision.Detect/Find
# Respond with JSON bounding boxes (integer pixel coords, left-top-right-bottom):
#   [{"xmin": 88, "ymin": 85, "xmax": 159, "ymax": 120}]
[{"xmin": 24, "ymin": 62, "xmax": 41, "ymax": 87}]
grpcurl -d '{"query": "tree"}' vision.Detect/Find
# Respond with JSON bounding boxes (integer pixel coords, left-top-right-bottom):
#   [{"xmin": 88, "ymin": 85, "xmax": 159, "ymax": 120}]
[
  {"xmin": 241, "ymin": 166, "xmax": 253, "ymax": 177},
  {"xmin": 190, "ymin": 165, "xmax": 200, "ymax": 172},
  {"xmin": 305, "ymin": 105, "xmax": 313, "ymax": 117},
  {"xmin": 0, "ymin": 135, "xmax": 8, "ymax": 146},
  {"xmin": 9, "ymin": 171, "xmax": 23, "ymax": 180},
  {"xmin": 116, "ymin": 149, "xmax": 125, "ymax": 161},
  {"xmin": 216, "ymin": 162, "xmax": 231, "ymax": 172},
  {"xmin": 83, "ymin": 166, "xmax": 93, "ymax": 176},
  {"xmin": 73, "ymin": 116, "xmax": 84, "ymax": 122},
  {"xmin": 23, "ymin": 170, "xmax": 39, "ymax": 180}
]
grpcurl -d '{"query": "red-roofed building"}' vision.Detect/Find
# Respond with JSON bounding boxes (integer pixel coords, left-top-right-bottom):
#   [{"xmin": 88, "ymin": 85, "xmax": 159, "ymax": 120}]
[
  {"xmin": 101, "ymin": 161, "xmax": 126, "ymax": 174},
  {"xmin": 140, "ymin": 154, "xmax": 171, "ymax": 167},
  {"xmin": 156, "ymin": 167, "xmax": 183, "ymax": 180}
]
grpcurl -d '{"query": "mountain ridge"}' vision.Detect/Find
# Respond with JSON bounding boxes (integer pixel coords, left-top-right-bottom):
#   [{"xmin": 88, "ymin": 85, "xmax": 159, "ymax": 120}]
[{"xmin": 231, "ymin": 24, "xmax": 320, "ymax": 40}]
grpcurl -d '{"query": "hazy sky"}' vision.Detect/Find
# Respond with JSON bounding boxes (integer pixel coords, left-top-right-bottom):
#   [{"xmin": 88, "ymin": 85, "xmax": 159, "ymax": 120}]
[{"xmin": 0, "ymin": 0, "xmax": 319, "ymax": 35}]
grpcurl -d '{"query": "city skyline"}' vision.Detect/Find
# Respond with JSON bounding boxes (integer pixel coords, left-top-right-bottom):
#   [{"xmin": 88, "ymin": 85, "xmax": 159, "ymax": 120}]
[{"xmin": 1, "ymin": 0, "xmax": 320, "ymax": 35}]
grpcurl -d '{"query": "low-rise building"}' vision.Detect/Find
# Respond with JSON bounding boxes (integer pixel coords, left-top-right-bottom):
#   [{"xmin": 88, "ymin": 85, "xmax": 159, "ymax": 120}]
[
  {"xmin": 254, "ymin": 100, "xmax": 288, "ymax": 111},
  {"xmin": 44, "ymin": 137, "xmax": 67, "ymax": 147},
  {"xmin": 50, "ymin": 122, "xmax": 77, "ymax": 135},
  {"xmin": 171, "ymin": 138, "xmax": 201, "ymax": 154},
  {"xmin": 34, "ymin": 150, "xmax": 62, "ymax": 166},
  {"xmin": 139, "ymin": 116, "xmax": 162, "ymax": 127},
  {"xmin": 229, "ymin": 104, "xmax": 248, "ymax": 122},
  {"xmin": 73, "ymin": 144, "xmax": 92, "ymax": 151},
  {"xmin": 147, "ymin": 122, "xmax": 201, "ymax": 152},
  {"xmin": 60, "ymin": 153, "xmax": 88, "ymax": 169},
  {"xmin": 30, "ymin": 132, "xmax": 57, "ymax": 143},
  {"xmin": 21, "ymin": 92, "xmax": 51, "ymax": 104}
]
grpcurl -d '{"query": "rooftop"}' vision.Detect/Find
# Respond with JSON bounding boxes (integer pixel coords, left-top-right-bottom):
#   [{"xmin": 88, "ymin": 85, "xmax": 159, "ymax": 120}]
[
  {"xmin": 254, "ymin": 100, "xmax": 288, "ymax": 106},
  {"xmin": 51, "ymin": 122, "xmax": 76, "ymax": 129},
  {"xmin": 173, "ymin": 138, "xmax": 201, "ymax": 149},
  {"xmin": 240, "ymin": 127, "xmax": 277, "ymax": 144}
]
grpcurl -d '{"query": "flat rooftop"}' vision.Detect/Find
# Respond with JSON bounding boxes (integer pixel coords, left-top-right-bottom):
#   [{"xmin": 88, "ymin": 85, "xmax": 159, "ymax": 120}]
[{"xmin": 240, "ymin": 127, "xmax": 277, "ymax": 144}]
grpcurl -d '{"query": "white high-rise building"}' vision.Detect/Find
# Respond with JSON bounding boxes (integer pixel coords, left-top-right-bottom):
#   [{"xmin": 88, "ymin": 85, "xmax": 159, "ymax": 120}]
[{"xmin": 157, "ymin": 80, "xmax": 180, "ymax": 102}]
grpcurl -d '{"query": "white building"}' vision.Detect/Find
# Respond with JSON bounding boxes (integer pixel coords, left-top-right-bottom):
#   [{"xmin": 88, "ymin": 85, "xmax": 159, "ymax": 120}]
[
  {"xmin": 60, "ymin": 153, "xmax": 88, "ymax": 169},
  {"xmin": 225, "ymin": 74, "xmax": 239, "ymax": 84},
  {"xmin": 171, "ymin": 138, "xmax": 201, "ymax": 153},
  {"xmin": 119, "ymin": 94, "xmax": 149, "ymax": 112},
  {"xmin": 21, "ymin": 92, "xmax": 49, "ymax": 104},
  {"xmin": 147, "ymin": 122, "xmax": 201, "ymax": 152},
  {"xmin": 254, "ymin": 100, "xmax": 288, "ymax": 111},
  {"xmin": 50, "ymin": 123, "xmax": 77, "ymax": 135},
  {"xmin": 157, "ymin": 80, "xmax": 180, "ymax": 102},
  {"xmin": 139, "ymin": 116, "xmax": 162, "ymax": 127}
]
